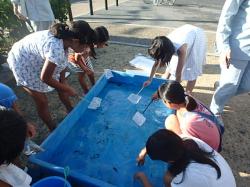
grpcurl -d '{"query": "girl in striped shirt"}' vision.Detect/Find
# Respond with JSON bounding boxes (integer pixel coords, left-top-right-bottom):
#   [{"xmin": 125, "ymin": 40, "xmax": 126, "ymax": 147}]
[{"xmin": 68, "ymin": 26, "xmax": 109, "ymax": 94}]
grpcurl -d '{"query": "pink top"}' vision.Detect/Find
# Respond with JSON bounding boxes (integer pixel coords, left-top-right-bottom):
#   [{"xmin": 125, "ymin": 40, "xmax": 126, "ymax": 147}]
[{"xmin": 179, "ymin": 102, "xmax": 220, "ymax": 151}]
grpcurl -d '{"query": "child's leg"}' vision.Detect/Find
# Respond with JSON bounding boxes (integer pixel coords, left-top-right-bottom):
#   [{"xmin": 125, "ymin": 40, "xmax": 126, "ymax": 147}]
[
  {"xmin": 78, "ymin": 72, "xmax": 89, "ymax": 94},
  {"xmin": 165, "ymin": 114, "xmax": 182, "ymax": 135},
  {"xmin": 57, "ymin": 91, "xmax": 73, "ymax": 113},
  {"xmin": 23, "ymin": 87, "xmax": 56, "ymax": 131},
  {"xmin": 88, "ymin": 72, "xmax": 95, "ymax": 86},
  {"xmin": 186, "ymin": 79, "xmax": 196, "ymax": 94}
]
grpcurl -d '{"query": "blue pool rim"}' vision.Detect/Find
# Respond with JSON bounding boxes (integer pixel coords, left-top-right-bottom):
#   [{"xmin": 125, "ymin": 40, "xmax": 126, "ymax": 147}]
[
  {"xmin": 29, "ymin": 70, "xmax": 168, "ymax": 187},
  {"xmin": 32, "ymin": 176, "xmax": 71, "ymax": 187}
]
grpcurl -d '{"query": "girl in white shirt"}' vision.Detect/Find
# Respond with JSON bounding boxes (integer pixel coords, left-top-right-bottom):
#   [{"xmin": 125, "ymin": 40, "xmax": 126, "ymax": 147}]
[
  {"xmin": 144, "ymin": 24, "xmax": 206, "ymax": 94},
  {"xmin": 135, "ymin": 129, "xmax": 236, "ymax": 187}
]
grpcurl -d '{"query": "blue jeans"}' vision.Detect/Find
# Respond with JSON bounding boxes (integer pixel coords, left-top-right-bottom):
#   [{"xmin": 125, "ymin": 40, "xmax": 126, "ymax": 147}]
[{"xmin": 210, "ymin": 59, "xmax": 250, "ymax": 114}]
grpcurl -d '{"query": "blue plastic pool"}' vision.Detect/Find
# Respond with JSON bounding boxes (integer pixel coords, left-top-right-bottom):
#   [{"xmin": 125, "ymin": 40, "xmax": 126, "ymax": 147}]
[{"xmin": 29, "ymin": 70, "xmax": 173, "ymax": 187}]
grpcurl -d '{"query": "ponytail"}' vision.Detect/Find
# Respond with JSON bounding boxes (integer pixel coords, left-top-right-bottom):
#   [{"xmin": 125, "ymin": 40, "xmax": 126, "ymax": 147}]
[
  {"xmin": 169, "ymin": 139, "xmax": 221, "ymax": 184},
  {"xmin": 185, "ymin": 95, "xmax": 197, "ymax": 111},
  {"xmin": 158, "ymin": 81, "xmax": 198, "ymax": 111},
  {"xmin": 146, "ymin": 129, "xmax": 221, "ymax": 185}
]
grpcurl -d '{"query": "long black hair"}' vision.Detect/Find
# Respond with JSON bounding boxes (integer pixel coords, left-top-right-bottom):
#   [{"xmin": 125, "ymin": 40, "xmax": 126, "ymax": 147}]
[
  {"xmin": 158, "ymin": 81, "xmax": 197, "ymax": 111},
  {"xmin": 50, "ymin": 20, "xmax": 95, "ymax": 45},
  {"xmin": 89, "ymin": 26, "xmax": 110, "ymax": 58},
  {"xmin": 148, "ymin": 36, "xmax": 175, "ymax": 66},
  {"xmin": 0, "ymin": 109, "xmax": 27, "ymax": 165},
  {"xmin": 94, "ymin": 26, "xmax": 109, "ymax": 44},
  {"xmin": 146, "ymin": 129, "xmax": 221, "ymax": 183}
]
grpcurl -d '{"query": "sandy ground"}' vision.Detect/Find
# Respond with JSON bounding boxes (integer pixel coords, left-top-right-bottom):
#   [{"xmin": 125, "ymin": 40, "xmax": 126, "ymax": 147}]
[{"xmin": 2, "ymin": 36, "xmax": 250, "ymax": 186}]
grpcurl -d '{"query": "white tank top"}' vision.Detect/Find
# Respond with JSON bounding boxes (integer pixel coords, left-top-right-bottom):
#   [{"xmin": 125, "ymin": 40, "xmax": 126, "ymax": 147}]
[{"xmin": 0, "ymin": 163, "xmax": 32, "ymax": 187}]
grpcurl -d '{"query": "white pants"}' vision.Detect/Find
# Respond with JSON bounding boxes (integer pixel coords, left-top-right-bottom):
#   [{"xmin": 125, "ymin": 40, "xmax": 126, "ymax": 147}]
[
  {"xmin": 210, "ymin": 59, "xmax": 250, "ymax": 114},
  {"xmin": 26, "ymin": 20, "xmax": 54, "ymax": 32}
]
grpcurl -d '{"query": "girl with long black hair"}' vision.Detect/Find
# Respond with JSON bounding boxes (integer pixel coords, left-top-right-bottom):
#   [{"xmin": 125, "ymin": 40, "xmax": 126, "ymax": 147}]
[
  {"xmin": 7, "ymin": 20, "xmax": 95, "ymax": 131},
  {"xmin": 143, "ymin": 25, "xmax": 206, "ymax": 94},
  {"xmin": 135, "ymin": 129, "xmax": 236, "ymax": 187},
  {"xmin": 155, "ymin": 81, "xmax": 223, "ymax": 151}
]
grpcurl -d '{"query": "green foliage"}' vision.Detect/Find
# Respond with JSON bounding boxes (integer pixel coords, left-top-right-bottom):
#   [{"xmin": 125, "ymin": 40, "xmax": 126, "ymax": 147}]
[
  {"xmin": 0, "ymin": 0, "xmax": 29, "ymax": 53},
  {"xmin": 0, "ymin": 0, "xmax": 71, "ymax": 54},
  {"xmin": 50, "ymin": 0, "xmax": 71, "ymax": 22},
  {"xmin": 0, "ymin": 0, "xmax": 20, "ymax": 30}
]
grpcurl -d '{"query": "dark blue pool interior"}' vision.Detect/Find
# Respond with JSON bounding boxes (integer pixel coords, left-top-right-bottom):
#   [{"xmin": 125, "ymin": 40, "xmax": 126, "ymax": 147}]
[{"xmin": 30, "ymin": 71, "xmax": 173, "ymax": 187}]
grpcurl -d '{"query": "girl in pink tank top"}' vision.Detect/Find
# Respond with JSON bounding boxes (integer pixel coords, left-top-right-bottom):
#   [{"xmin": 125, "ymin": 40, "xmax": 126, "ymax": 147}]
[{"xmin": 156, "ymin": 81, "xmax": 221, "ymax": 151}]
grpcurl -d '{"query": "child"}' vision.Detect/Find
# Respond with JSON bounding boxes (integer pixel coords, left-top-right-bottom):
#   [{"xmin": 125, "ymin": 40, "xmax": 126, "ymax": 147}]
[
  {"xmin": 135, "ymin": 129, "xmax": 236, "ymax": 187},
  {"xmin": 144, "ymin": 24, "xmax": 207, "ymax": 94},
  {"xmin": 155, "ymin": 81, "xmax": 223, "ymax": 151},
  {"xmin": 7, "ymin": 21, "xmax": 95, "ymax": 131},
  {"xmin": 68, "ymin": 26, "xmax": 109, "ymax": 94},
  {"xmin": 0, "ymin": 109, "xmax": 32, "ymax": 187}
]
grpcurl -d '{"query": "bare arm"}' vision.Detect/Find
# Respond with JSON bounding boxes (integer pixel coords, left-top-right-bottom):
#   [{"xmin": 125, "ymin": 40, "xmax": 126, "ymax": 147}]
[
  {"xmin": 143, "ymin": 60, "xmax": 161, "ymax": 87},
  {"xmin": 164, "ymin": 172, "xmax": 173, "ymax": 187},
  {"xmin": 176, "ymin": 44, "xmax": 187, "ymax": 82},
  {"xmin": 165, "ymin": 113, "xmax": 182, "ymax": 135},
  {"xmin": 134, "ymin": 172, "xmax": 153, "ymax": 187},
  {"xmin": 78, "ymin": 59, "xmax": 94, "ymax": 76},
  {"xmin": 59, "ymin": 68, "xmax": 67, "ymax": 83},
  {"xmin": 74, "ymin": 53, "xmax": 93, "ymax": 75},
  {"xmin": 149, "ymin": 60, "xmax": 161, "ymax": 81},
  {"xmin": 137, "ymin": 147, "xmax": 147, "ymax": 166},
  {"xmin": 41, "ymin": 59, "xmax": 77, "ymax": 96},
  {"xmin": 0, "ymin": 180, "xmax": 11, "ymax": 187}
]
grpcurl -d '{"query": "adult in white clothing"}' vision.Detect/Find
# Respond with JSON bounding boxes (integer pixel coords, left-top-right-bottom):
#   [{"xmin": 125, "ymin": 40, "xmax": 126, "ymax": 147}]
[
  {"xmin": 210, "ymin": 0, "xmax": 250, "ymax": 120},
  {"xmin": 11, "ymin": 0, "xmax": 55, "ymax": 32},
  {"xmin": 135, "ymin": 129, "xmax": 236, "ymax": 187}
]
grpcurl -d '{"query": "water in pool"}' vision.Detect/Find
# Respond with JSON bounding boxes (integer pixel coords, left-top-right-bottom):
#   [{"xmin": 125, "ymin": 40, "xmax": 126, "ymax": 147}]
[{"xmin": 48, "ymin": 82, "xmax": 173, "ymax": 186}]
